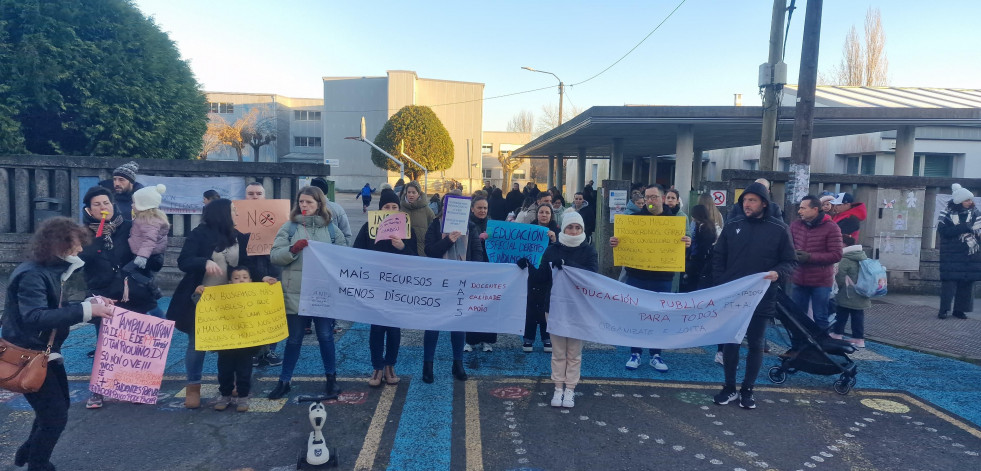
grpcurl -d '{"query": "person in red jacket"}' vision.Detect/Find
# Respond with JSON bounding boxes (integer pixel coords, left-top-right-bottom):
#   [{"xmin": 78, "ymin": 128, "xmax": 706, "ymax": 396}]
[
  {"xmin": 790, "ymin": 195, "xmax": 843, "ymax": 330},
  {"xmin": 831, "ymin": 192, "xmax": 866, "ymax": 240}
]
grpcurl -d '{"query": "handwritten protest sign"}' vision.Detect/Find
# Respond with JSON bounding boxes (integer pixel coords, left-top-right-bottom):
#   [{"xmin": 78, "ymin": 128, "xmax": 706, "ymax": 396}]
[
  {"xmin": 299, "ymin": 242, "xmax": 527, "ymax": 334},
  {"xmin": 613, "ymin": 214, "xmax": 686, "ymax": 272},
  {"xmin": 89, "ymin": 307, "xmax": 175, "ymax": 404},
  {"xmin": 375, "ymin": 212, "xmax": 410, "ymax": 243},
  {"xmin": 367, "ymin": 210, "xmax": 411, "ymax": 240},
  {"xmin": 485, "ymin": 220, "xmax": 549, "ymax": 267},
  {"xmin": 441, "ymin": 194, "xmax": 472, "ymax": 234},
  {"xmin": 550, "ymin": 268, "xmax": 771, "ymax": 349},
  {"xmin": 194, "ymin": 282, "xmax": 288, "ymax": 350},
  {"xmin": 232, "ymin": 199, "xmax": 291, "ymax": 255}
]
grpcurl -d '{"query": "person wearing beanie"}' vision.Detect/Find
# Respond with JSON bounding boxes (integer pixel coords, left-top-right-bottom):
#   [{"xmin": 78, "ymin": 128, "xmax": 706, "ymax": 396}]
[
  {"xmin": 608, "ymin": 184, "xmax": 692, "ymax": 373},
  {"xmin": 400, "ymin": 181, "xmax": 435, "ymax": 255},
  {"xmin": 421, "ymin": 193, "xmax": 486, "ymax": 384},
  {"xmin": 97, "ymin": 161, "xmax": 144, "ymax": 220},
  {"xmin": 351, "ymin": 187, "xmax": 417, "ymax": 387},
  {"xmin": 534, "ymin": 208, "xmax": 598, "ymax": 409},
  {"xmin": 831, "ymin": 192, "xmax": 867, "ymax": 240},
  {"xmin": 936, "ymin": 183, "xmax": 981, "ymax": 319},
  {"xmin": 727, "ymin": 177, "xmax": 784, "ymax": 223},
  {"xmin": 122, "ymin": 184, "xmax": 170, "ymax": 309},
  {"xmin": 710, "ymin": 181, "xmax": 797, "ymax": 409}
]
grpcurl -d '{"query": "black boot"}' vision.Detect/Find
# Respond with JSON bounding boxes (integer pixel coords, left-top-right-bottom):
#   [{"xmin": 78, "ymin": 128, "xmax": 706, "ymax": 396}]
[
  {"xmin": 452, "ymin": 360, "xmax": 468, "ymax": 381},
  {"xmin": 422, "ymin": 361, "xmax": 434, "ymax": 383},
  {"xmin": 15, "ymin": 443, "xmax": 29, "ymax": 466},
  {"xmin": 267, "ymin": 380, "xmax": 291, "ymax": 400},
  {"xmin": 953, "ymin": 310, "xmax": 968, "ymax": 319},
  {"xmin": 939, "ymin": 310, "xmax": 949, "ymax": 319},
  {"xmin": 324, "ymin": 374, "xmax": 341, "ymax": 399}
]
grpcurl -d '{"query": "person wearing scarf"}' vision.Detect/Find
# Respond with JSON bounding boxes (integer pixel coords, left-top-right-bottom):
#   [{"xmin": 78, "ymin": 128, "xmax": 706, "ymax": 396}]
[
  {"xmin": 464, "ymin": 197, "xmax": 496, "ymax": 352},
  {"xmin": 400, "ymin": 181, "xmax": 436, "ymax": 256},
  {"xmin": 536, "ymin": 209, "xmax": 598, "ymax": 408},
  {"xmin": 937, "ymin": 183, "xmax": 981, "ymax": 319},
  {"xmin": 422, "ymin": 192, "xmax": 486, "ymax": 383}
]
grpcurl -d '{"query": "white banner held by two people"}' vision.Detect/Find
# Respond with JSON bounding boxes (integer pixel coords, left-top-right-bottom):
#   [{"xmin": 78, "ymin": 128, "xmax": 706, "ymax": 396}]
[
  {"xmin": 549, "ymin": 267, "xmax": 772, "ymax": 349},
  {"xmin": 298, "ymin": 242, "xmax": 528, "ymax": 334}
]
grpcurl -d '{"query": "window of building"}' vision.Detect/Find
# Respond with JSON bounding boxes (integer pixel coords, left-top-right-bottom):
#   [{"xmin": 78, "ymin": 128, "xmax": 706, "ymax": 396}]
[
  {"xmin": 779, "ymin": 158, "xmax": 790, "ymax": 172},
  {"xmin": 513, "ymin": 169, "xmax": 526, "ymax": 179},
  {"xmin": 846, "ymin": 156, "xmax": 859, "ymax": 174},
  {"xmin": 208, "ymin": 102, "xmax": 234, "ymax": 114},
  {"xmin": 483, "ymin": 169, "xmax": 493, "ymax": 179},
  {"xmin": 744, "ymin": 159, "xmax": 758, "ymax": 171},
  {"xmin": 294, "ymin": 136, "xmax": 322, "ymax": 147},
  {"xmin": 914, "ymin": 154, "xmax": 953, "ymax": 177},
  {"xmin": 860, "ymin": 154, "xmax": 876, "ymax": 175},
  {"xmin": 294, "ymin": 110, "xmax": 322, "ymax": 121},
  {"xmin": 481, "ymin": 143, "xmax": 494, "ymax": 154}
]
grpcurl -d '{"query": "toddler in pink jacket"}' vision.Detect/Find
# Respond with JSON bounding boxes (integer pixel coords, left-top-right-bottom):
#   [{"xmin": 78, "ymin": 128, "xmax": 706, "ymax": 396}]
[{"xmin": 125, "ymin": 184, "xmax": 170, "ymax": 299}]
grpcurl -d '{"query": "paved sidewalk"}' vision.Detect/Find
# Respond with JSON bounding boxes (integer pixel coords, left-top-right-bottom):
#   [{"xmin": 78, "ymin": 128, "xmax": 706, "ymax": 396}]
[{"xmin": 864, "ymin": 293, "xmax": 981, "ymax": 362}]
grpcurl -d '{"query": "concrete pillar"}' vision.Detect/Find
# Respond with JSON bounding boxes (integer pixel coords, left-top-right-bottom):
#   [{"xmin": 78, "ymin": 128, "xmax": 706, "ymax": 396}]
[
  {"xmin": 547, "ymin": 155, "xmax": 555, "ymax": 189},
  {"xmin": 576, "ymin": 147, "xmax": 587, "ymax": 193},
  {"xmin": 648, "ymin": 157, "xmax": 657, "ymax": 185},
  {"xmin": 631, "ymin": 157, "xmax": 643, "ymax": 183},
  {"xmin": 610, "ymin": 139, "xmax": 624, "ymax": 180},
  {"xmin": 691, "ymin": 149, "xmax": 704, "ymax": 194},
  {"xmin": 674, "ymin": 125, "xmax": 694, "ymax": 197},
  {"xmin": 894, "ymin": 126, "xmax": 916, "ymax": 176},
  {"xmin": 597, "ymin": 179, "xmax": 632, "ymax": 279},
  {"xmin": 556, "ymin": 154, "xmax": 565, "ymax": 196}
]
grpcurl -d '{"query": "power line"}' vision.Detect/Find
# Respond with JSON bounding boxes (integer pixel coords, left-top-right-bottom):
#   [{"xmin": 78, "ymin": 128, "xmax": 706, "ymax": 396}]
[{"xmin": 569, "ymin": 0, "xmax": 688, "ymax": 87}]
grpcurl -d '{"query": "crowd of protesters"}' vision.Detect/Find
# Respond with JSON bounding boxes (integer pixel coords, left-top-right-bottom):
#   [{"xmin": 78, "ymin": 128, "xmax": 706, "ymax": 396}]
[{"xmin": 5, "ymin": 160, "xmax": 977, "ymax": 471}]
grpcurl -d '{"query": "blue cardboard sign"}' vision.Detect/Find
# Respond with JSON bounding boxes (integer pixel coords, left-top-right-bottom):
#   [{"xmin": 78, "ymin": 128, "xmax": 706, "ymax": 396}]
[{"xmin": 485, "ymin": 220, "xmax": 550, "ymax": 268}]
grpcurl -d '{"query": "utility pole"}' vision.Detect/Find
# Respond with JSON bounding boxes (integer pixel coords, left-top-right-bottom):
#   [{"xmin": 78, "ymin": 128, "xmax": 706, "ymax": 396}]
[
  {"xmin": 786, "ymin": 0, "xmax": 822, "ymax": 215},
  {"xmin": 759, "ymin": 0, "xmax": 788, "ymax": 171}
]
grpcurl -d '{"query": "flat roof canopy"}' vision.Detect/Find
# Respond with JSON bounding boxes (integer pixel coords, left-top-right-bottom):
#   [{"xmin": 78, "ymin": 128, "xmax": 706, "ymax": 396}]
[{"xmin": 510, "ymin": 105, "xmax": 981, "ymax": 159}]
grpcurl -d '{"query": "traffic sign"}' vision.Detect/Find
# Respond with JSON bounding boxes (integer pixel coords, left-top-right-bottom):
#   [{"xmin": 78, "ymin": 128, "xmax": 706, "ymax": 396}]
[{"xmin": 711, "ymin": 190, "xmax": 727, "ymax": 206}]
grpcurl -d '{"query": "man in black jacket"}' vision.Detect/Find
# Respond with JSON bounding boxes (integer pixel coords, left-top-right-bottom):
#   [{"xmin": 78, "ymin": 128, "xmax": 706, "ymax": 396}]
[
  {"xmin": 97, "ymin": 161, "xmax": 144, "ymax": 220},
  {"xmin": 711, "ymin": 182, "xmax": 797, "ymax": 410}
]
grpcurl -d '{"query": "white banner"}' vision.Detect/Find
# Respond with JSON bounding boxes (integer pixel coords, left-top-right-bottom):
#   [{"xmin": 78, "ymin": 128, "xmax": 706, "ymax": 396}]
[
  {"xmin": 549, "ymin": 268, "xmax": 771, "ymax": 349},
  {"xmin": 298, "ymin": 242, "xmax": 528, "ymax": 334},
  {"xmin": 135, "ymin": 176, "xmax": 247, "ymax": 214}
]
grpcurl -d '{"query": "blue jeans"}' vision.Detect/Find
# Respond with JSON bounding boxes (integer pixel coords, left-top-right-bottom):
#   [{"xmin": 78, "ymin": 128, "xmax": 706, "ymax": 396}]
[
  {"xmin": 791, "ymin": 285, "xmax": 833, "ymax": 330},
  {"xmin": 423, "ymin": 330, "xmax": 465, "ymax": 362},
  {"xmin": 369, "ymin": 325, "xmax": 401, "ymax": 370},
  {"xmin": 624, "ymin": 275, "xmax": 672, "ymax": 356},
  {"xmin": 185, "ymin": 330, "xmax": 206, "ymax": 384},
  {"xmin": 279, "ymin": 315, "xmax": 336, "ymax": 382}
]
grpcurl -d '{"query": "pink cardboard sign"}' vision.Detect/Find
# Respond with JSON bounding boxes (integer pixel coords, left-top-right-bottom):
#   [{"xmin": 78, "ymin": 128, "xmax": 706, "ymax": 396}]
[
  {"xmin": 89, "ymin": 307, "xmax": 175, "ymax": 404},
  {"xmin": 375, "ymin": 212, "xmax": 409, "ymax": 243}
]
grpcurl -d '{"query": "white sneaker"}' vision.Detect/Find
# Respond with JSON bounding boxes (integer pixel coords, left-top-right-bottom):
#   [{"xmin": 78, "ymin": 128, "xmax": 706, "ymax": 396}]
[
  {"xmin": 482, "ymin": 343, "xmax": 493, "ymax": 352},
  {"xmin": 625, "ymin": 353, "xmax": 641, "ymax": 370},
  {"xmin": 714, "ymin": 351, "xmax": 724, "ymax": 366},
  {"xmin": 650, "ymin": 354, "xmax": 668, "ymax": 372},
  {"xmin": 463, "ymin": 343, "xmax": 473, "ymax": 352},
  {"xmin": 562, "ymin": 390, "xmax": 575, "ymax": 408},
  {"xmin": 551, "ymin": 389, "xmax": 564, "ymax": 407}
]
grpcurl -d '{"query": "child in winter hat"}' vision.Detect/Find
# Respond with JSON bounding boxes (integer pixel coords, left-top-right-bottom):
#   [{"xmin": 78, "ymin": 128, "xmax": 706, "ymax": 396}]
[
  {"xmin": 124, "ymin": 184, "xmax": 170, "ymax": 300},
  {"xmin": 951, "ymin": 183, "xmax": 975, "ymax": 204}
]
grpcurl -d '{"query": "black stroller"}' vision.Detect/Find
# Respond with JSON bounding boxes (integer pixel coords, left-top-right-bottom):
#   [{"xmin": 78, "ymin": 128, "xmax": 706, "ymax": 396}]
[{"xmin": 767, "ymin": 288, "xmax": 859, "ymax": 394}]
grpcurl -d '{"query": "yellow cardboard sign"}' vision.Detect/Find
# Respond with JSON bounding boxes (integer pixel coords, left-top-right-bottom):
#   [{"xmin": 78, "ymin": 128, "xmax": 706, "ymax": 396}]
[
  {"xmin": 194, "ymin": 282, "xmax": 288, "ymax": 350},
  {"xmin": 613, "ymin": 215, "xmax": 687, "ymax": 272},
  {"xmin": 367, "ymin": 210, "xmax": 411, "ymax": 239},
  {"xmin": 232, "ymin": 199, "xmax": 291, "ymax": 255}
]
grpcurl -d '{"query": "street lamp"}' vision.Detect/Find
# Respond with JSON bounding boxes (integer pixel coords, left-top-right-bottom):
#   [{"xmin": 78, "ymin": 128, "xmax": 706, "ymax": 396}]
[{"xmin": 521, "ymin": 66, "xmax": 564, "ymax": 125}]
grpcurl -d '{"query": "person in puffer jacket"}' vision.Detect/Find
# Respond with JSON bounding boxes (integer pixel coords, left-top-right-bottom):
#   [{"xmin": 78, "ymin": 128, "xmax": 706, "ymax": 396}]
[
  {"xmin": 832, "ymin": 235, "xmax": 872, "ymax": 348},
  {"xmin": 789, "ymin": 195, "xmax": 843, "ymax": 331}
]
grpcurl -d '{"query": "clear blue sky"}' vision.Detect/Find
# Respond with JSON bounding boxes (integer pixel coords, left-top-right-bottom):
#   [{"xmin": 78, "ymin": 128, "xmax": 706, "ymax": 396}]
[{"xmin": 133, "ymin": 0, "xmax": 981, "ymax": 131}]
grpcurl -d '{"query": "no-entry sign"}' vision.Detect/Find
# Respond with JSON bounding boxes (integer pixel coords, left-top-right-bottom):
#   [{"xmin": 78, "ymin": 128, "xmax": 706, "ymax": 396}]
[{"xmin": 711, "ymin": 190, "xmax": 727, "ymax": 206}]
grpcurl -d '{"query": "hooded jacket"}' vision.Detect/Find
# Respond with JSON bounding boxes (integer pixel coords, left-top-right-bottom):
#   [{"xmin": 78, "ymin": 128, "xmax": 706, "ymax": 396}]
[
  {"xmin": 712, "ymin": 182, "xmax": 798, "ymax": 317},
  {"xmin": 832, "ymin": 202, "xmax": 867, "ymax": 240},
  {"xmin": 790, "ymin": 213, "xmax": 843, "ymax": 287},
  {"xmin": 835, "ymin": 245, "xmax": 873, "ymax": 310},
  {"xmin": 401, "ymin": 194, "xmax": 436, "ymax": 256}
]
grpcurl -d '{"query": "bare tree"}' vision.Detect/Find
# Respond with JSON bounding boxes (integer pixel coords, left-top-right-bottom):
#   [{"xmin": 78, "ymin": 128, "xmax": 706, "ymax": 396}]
[
  {"xmin": 823, "ymin": 8, "xmax": 888, "ymax": 86},
  {"xmin": 534, "ymin": 103, "xmax": 583, "ymax": 137},
  {"xmin": 198, "ymin": 119, "xmax": 224, "ymax": 159},
  {"xmin": 240, "ymin": 107, "xmax": 277, "ymax": 163},
  {"xmin": 863, "ymin": 7, "xmax": 888, "ymax": 86},
  {"xmin": 201, "ymin": 106, "xmax": 277, "ymax": 162},
  {"xmin": 506, "ymin": 110, "xmax": 534, "ymax": 134}
]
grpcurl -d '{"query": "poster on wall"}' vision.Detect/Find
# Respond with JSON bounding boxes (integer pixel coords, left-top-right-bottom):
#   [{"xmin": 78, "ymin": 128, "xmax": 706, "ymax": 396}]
[{"xmin": 873, "ymin": 188, "xmax": 924, "ymax": 271}]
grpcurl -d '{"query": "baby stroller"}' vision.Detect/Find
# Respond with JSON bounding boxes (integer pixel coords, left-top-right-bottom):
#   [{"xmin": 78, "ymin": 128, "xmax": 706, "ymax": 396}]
[{"xmin": 767, "ymin": 287, "xmax": 859, "ymax": 394}]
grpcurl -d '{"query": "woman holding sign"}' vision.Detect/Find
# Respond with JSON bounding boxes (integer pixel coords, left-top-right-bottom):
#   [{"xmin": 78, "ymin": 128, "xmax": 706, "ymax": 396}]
[
  {"xmin": 465, "ymin": 196, "xmax": 497, "ymax": 352},
  {"xmin": 268, "ymin": 186, "xmax": 348, "ymax": 400},
  {"xmin": 400, "ymin": 181, "xmax": 435, "ymax": 256},
  {"xmin": 522, "ymin": 202, "xmax": 559, "ymax": 353},
  {"xmin": 354, "ymin": 189, "xmax": 417, "ymax": 386},
  {"xmin": 422, "ymin": 193, "xmax": 486, "ymax": 383},
  {"xmin": 3, "ymin": 217, "xmax": 115, "ymax": 471}
]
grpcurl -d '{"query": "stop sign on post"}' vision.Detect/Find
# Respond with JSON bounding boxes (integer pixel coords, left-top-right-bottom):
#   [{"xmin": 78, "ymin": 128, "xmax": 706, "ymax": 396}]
[{"xmin": 711, "ymin": 190, "xmax": 727, "ymax": 206}]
